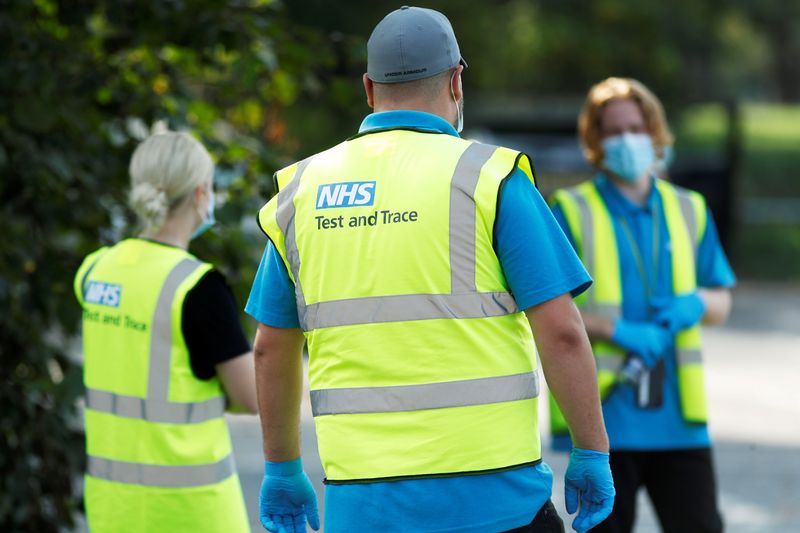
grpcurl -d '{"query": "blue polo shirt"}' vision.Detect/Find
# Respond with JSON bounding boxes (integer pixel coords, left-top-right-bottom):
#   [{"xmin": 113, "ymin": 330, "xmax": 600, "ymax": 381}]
[
  {"xmin": 551, "ymin": 173, "xmax": 736, "ymax": 451},
  {"xmin": 246, "ymin": 111, "xmax": 592, "ymax": 532}
]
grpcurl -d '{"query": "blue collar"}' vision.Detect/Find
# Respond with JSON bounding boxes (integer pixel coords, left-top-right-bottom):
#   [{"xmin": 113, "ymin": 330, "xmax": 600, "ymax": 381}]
[
  {"xmin": 358, "ymin": 110, "xmax": 459, "ymax": 137},
  {"xmin": 594, "ymin": 172, "xmax": 660, "ymax": 215}
]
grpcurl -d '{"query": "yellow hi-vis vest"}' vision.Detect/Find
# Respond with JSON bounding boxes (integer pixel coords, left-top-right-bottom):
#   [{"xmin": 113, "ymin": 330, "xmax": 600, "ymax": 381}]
[
  {"xmin": 74, "ymin": 238, "xmax": 249, "ymax": 533},
  {"xmin": 548, "ymin": 179, "xmax": 708, "ymax": 438},
  {"xmin": 258, "ymin": 129, "xmax": 542, "ymax": 482}
]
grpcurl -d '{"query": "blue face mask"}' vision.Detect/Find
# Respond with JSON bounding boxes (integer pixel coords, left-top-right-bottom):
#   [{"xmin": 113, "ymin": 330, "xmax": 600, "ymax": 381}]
[
  {"xmin": 601, "ymin": 133, "xmax": 656, "ymax": 182},
  {"xmin": 191, "ymin": 188, "xmax": 215, "ymax": 239}
]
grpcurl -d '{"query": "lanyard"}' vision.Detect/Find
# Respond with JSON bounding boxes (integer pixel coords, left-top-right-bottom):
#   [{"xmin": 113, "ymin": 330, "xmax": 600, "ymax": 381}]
[{"xmin": 617, "ymin": 210, "xmax": 660, "ymax": 306}]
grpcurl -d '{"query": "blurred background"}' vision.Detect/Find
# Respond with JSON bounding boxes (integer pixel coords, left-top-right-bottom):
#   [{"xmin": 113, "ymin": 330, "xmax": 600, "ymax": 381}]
[{"xmin": 1, "ymin": 0, "xmax": 798, "ymax": 531}]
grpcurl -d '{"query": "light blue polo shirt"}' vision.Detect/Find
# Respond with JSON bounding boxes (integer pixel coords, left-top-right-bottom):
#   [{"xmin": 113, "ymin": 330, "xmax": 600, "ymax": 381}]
[
  {"xmin": 551, "ymin": 173, "xmax": 736, "ymax": 451},
  {"xmin": 246, "ymin": 110, "xmax": 592, "ymax": 532}
]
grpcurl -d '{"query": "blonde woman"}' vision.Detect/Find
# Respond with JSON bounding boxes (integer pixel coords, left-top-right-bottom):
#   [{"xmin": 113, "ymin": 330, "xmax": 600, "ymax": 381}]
[
  {"xmin": 548, "ymin": 78, "xmax": 735, "ymax": 532},
  {"xmin": 74, "ymin": 132, "xmax": 255, "ymax": 532}
]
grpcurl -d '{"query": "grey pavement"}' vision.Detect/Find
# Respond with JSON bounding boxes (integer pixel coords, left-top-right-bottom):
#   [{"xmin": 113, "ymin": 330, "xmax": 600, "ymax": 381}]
[{"xmin": 230, "ymin": 282, "xmax": 800, "ymax": 532}]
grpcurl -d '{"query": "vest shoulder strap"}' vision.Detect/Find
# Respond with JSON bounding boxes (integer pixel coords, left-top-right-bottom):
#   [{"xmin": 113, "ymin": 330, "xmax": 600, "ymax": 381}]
[
  {"xmin": 516, "ymin": 152, "xmax": 536, "ymax": 187},
  {"xmin": 549, "ymin": 181, "xmax": 602, "ymax": 256},
  {"xmin": 655, "ymin": 180, "xmax": 708, "ymax": 247},
  {"xmin": 74, "ymin": 247, "xmax": 111, "ymax": 306},
  {"xmin": 485, "ymin": 145, "xmax": 535, "ymax": 187},
  {"xmin": 273, "ymin": 162, "xmax": 298, "ymax": 193}
]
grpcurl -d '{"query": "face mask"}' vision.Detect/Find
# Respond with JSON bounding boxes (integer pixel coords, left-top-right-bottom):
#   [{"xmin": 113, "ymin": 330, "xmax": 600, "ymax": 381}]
[
  {"xmin": 601, "ymin": 133, "xmax": 656, "ymax": 183},
  {"xmin": 191, "ymin": 187, "xmax": 215, "ymax": 239},
  {"xmin": 450, "ymin": 72, "xmax": 463, "ymax": 134}
]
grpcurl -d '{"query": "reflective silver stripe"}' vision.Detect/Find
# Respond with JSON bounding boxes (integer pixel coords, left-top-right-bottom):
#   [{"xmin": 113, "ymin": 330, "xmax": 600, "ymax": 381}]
[
  {"xmin": 566, "ymin": 188, "xmax": 595, "ymax": 278},
  {"xmin": 677, "ymin": 348, "xmax": 703, "ymax": 366},
  {"xmin": 277, "ymin": 157, "xmax": 314, "ymax": 330},
  {"xmin": 449, "ymin": 142, "xmax": 499, "ymax": 292},
  {"xmin": 675, "ymin": 189, "xmax": 700, "ymax": 264},
  {"xmin": 676, "ymin": 190, "xmax": 698, "ymax": 246},
  {"xmin": 595, "ymin": 356, "xmax": 625, "ymax": 373},
  {"xmin": 86, "ymin": 258, "xmax": 226, "ymax": 424},
  {"xmin": 86, "ymin": 388, "xmax": 225, "ymax": 424},
  {"xmin": 303, "ymin": 291, "xmax": 518, "ymax": 330},
  {"xmin": 148, "ymin": 258, "xmax": 205, "ymax": 400},
  {"xmin": 311, "ymin": 371, "xmax": 539, "ymax": 416},
  {"xmin": 566, "ymin": 187, "xmax": 599, "ymax": 313},
  {"xmin": 87, "ymin": 454, "xmax": 235, "ymax": 488}
]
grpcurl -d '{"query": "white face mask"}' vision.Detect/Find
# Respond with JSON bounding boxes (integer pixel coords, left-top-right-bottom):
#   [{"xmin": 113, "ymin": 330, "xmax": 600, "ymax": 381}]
[{"xmin": 450, "ymin": 71, "xmax": 463, "ymax": 134}]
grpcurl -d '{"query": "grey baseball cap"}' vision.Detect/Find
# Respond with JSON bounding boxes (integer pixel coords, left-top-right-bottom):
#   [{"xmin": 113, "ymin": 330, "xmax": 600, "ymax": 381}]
[{"xmin": 367, "ymin": 6, "xmax": 467, "ymax": 84}]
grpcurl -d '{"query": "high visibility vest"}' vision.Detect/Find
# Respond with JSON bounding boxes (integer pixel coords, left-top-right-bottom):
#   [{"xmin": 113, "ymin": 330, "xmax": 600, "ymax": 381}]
[
  {"xmin": 258, "ymin": 129, "xmax": 542, "ymax": 482},
  {"xmin": 548, "ymin": 179, "xmax": 708, "ymax": 438},
  {"xmin": 74, "ymin": 238, "xmax": 249, "ymax": 533}
]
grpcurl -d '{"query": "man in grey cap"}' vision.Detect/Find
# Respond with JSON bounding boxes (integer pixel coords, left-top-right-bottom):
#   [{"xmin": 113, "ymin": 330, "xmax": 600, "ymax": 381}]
[{"xmin": 248, "ymin": 6, "xmax": 615, "ymax": 533}]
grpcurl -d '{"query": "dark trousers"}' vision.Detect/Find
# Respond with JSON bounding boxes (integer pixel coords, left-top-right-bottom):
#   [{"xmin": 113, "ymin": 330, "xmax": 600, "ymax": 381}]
[
  {"xmin": 504, "ymin": 500, "xmax": 564, "ymax": 533},
  {"xmin": 590, "ymin": 448, "xmax": 723, "ymax": 533}
]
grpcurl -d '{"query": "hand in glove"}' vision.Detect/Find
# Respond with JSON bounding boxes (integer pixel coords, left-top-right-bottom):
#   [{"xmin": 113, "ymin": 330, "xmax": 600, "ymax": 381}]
[
  {"xmin": 565, "ymin": 448, "xmax": 616, "ymax": 533},
  {"xmin": 653, "ymin": 292, "xmax": 705, "ymax": 333},
  {"xmin": 611, "ymin": 319, "xmax": 672, "ymax": 368},
  {"xmin": 259, "ymin": 458, "xmax": 320, "ymax": 533}
]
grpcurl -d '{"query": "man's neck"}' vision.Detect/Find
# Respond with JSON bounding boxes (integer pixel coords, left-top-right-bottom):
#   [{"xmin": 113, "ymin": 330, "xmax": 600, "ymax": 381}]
[
  {"xmin": 373, "ymin": 100, "xmax": 450, "ymax": 123},
  {"xmin": 608, "ymin": 174, "xmax": 653, "ymax": 206}
]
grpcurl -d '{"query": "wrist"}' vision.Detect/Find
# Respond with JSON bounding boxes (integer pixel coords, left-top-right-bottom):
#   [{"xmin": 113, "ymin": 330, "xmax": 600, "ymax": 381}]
[
  {"xmin": 572, "ymin": 447, "xmax": 610, "ymax": 459},
  {"xmin": 264, "ymin": 457, "xmax": 303, "ymax": 476},
  {"xmin": 601, "ymin": 317, "xmax": 616, "ymax": 340},
  {"xmin": 571, "ymin": 431, "xmax": 610, "ymax": 454}
]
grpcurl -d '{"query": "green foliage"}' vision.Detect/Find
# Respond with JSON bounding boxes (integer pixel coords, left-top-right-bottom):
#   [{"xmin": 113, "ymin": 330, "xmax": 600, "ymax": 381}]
[{"xmin": 0, "ymin": 0, "xmax": 337, "ymax": 528}]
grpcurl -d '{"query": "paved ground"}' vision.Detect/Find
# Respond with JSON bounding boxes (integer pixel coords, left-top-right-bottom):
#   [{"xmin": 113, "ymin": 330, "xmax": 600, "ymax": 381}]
[{"xmin": 229, "ymin": 282, "xmax": 800, "ymax": 532}]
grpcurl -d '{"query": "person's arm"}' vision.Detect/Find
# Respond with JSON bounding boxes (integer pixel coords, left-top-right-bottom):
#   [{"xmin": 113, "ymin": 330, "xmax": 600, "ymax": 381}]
[
  {"xmin": 526, "ymin": 294, "xmax": 608, "ymax": 452},
  {"xmin": 527, "ymin": 293, "xmax": 615, "ymax": 532},
  {"xmin": 654, "ymin": 206, "xmax": 736, "ymax": 333},
  {"xmin": 182, "ymin": 270, "xmax": 256, "ymax": 412},
  {"xmin": 247, "ymin": 243, "xmax": 319, "ymax": 532},
  {"xmin": 216, "ymin": 352, "xmax": 257, "ymax": 414},
  {"xmin": 580, "ymin": 313, "xmax": 615, "ymax": 343},
  {"xmin": 695, "ymin": 207, "xmax": 735, "ymax": 326},
  {"xmin": 699, "ymin": 287, "xmax": 731, "ymax": 325},
  {"xmin": 253, "ymin": 323, "xmax": 306, "ymax": 461}
]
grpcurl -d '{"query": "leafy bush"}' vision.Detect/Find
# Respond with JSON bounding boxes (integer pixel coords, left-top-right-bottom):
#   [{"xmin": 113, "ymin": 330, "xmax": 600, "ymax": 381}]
[{"xmin": 0, "ymin": 0, "xmax": 346, "ymax": 528}]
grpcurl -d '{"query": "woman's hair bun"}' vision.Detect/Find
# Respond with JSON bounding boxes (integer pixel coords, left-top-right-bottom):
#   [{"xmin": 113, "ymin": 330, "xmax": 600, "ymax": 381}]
[{"xmin": 129, "ymin": 181, "xmax": 168, "ymax": 229}]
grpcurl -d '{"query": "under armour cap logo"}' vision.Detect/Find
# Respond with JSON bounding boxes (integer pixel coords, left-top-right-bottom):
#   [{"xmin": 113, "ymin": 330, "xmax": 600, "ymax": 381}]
[{"xmin": 385, "ymin": 67, "xmax": 428, "ymax": 78}]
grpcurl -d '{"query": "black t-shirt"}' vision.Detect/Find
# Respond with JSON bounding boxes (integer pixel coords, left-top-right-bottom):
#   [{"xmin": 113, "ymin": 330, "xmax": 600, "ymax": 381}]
[{"xmin": 182, "ymin": 270, "xmax": 251, "ymax": 380}]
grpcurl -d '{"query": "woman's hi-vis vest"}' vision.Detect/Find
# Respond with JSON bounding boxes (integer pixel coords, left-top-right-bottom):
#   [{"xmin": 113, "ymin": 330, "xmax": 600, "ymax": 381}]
[
  {"xmin": 548, "ymin": 179, "xmax": 709, "ymax": 438},
  {"xmin": 258, "ymin": 129, "xmax": 542, "ymax": 482},
  {"xmin": 74, "ymin": 238, "xmax": 249, "ymax": 533}
]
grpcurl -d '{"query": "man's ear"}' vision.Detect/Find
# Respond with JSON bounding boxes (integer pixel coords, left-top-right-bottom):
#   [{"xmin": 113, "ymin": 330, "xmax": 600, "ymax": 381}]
[
  {"xmin": 363, "ymin": 73, "xmax": 375, "ymax": 109},
  {"xmin": 451, "ymin": 65, "xmax": 464, "ymax": 101}
]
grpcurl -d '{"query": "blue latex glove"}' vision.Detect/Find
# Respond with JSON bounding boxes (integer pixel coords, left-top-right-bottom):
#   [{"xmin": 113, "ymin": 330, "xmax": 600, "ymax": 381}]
[
  {"xmin": 259, "ymin": 458, "xmax": 320, "ymax": 533},
  {"xmin": 565, "ymin": 448, "xmax": 615, "ymax": 533},
  {"xmin": 653, "ymin": 292, "xmax": 705, "ymax": 333},
  {"xmin": 611, "ymin": 319, "xmax": 672, "ymax": 368}
]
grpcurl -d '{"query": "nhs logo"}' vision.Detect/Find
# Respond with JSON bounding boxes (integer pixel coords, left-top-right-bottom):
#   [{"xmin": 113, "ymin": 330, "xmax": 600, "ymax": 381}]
[
  {"xmin": 84, "ymin": 282, "xmax": 122, "ymax": 308},
  {"xmin": 316, "ymin": 181, "xmax": 376, "ymax": 209}
]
